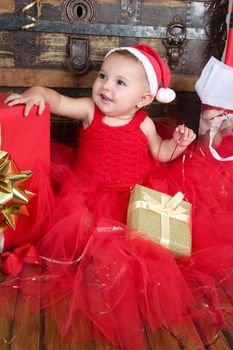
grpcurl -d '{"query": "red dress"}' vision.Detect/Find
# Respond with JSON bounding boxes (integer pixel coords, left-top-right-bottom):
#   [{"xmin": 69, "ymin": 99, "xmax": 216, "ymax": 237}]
[{"xmin": 1, "ymin": 104, "xmax": 233, "ymax": 349}]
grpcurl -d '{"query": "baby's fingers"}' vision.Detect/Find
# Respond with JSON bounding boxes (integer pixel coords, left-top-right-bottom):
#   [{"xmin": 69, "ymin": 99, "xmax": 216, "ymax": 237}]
[
  {"xmin": 24, "ymin": 100, "xmax": 45, "ymax": 116},
  {"xmin": 6, "ymin": 96, "xmax": 29, "ymax": 107},
  {"xmin": 183, "ymin": 128, "xmax": 191, "ymax": 141},
  {"xmin": 37, "ymin": 100, "xmax": 45, "ymax": 116},
  {"xmin": 4, "ymin": 93, "xmax": 24, "ymax": 104},
  {"xmin": 180, "ymin": 128, "xmax": 194, "ymax": 141},
  {"xmin": 24, "ymin": 100, "xmax": 36, "ymax": 116},
  {"xmin": 176, "ymin": 124, "xmax": 185, "ymax": 134},
  {"xmin": 177, "ymin": 127, "xmax": 196, "ymax": 147},
  {"xmin": 186, "ymin": 129, "xmax": 196, "ymax": 142}
]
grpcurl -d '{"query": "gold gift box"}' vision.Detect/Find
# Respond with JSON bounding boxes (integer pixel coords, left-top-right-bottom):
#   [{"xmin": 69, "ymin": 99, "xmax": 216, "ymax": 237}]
[{"xmin": 127, "ymin": 184, "xmax": 192, "ymax": 257}]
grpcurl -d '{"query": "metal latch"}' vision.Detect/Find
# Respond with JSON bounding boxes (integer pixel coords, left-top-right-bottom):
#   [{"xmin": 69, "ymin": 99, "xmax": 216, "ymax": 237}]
[
  {"xmin": 163, "ymin": 16, "xmax": 187, "ymax": 70},
  {"xmin": 67, "ymin": 37, "xmax": 90, "ymax": 75}
]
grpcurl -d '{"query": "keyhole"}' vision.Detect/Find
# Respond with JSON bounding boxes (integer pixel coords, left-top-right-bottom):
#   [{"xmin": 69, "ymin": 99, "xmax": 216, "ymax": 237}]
[
  {"xmin": 64, "ymin": 0, "xmax": 95, "ymax": 23},
  {"xmin": 75, "ymin": 4, "xmax": 87, "ymax": 19}
]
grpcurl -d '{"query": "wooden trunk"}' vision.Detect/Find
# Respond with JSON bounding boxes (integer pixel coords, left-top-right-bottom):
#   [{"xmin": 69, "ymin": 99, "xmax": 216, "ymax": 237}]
[{"xmin": 0, "ymin": 0, "xmax": 229, "ymax": 92}]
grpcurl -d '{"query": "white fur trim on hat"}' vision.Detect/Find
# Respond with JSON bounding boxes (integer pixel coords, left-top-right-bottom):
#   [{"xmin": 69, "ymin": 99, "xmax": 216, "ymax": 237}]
[
  {"xmin": 156, "ymin": 87, "xmax": 176, "ymax": 103},
  {"xmin": 106, "ymin": 47, "xmax": 158, "ymax": 96}
]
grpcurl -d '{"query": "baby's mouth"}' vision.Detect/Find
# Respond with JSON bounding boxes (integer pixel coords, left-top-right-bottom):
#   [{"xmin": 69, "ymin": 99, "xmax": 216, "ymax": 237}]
[{"xmin": 101, "ymin": 94, "xmax": 112, "ymax": 102}]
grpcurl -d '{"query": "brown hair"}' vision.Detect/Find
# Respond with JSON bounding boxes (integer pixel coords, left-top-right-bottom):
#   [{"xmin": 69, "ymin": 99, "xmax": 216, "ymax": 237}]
[{"xmin": 108, "ymin": 49, "xmax": 139, "ymax": 62}]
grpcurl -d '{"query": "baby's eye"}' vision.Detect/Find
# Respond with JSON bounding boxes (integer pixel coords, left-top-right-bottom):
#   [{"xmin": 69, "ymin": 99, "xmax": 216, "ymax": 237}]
[
  {"xmin": 99, "ymin": 72, "xmax": 106, "ymax": 80},
  {"xmin": 117, "ymin": 79, "xmax": 126, "ymax": 86}
]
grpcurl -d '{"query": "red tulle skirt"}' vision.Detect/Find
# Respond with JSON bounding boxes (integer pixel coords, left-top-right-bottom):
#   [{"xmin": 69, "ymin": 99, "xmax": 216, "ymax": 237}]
[{"xmin": 1, "ymin": 134, "xmax": 233, "ymax": 350}]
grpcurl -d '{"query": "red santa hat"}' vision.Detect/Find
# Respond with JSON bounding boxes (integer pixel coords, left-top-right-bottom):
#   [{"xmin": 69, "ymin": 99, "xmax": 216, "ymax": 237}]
[{"xmin": 106, "ymin": 44, "xmax": 176, "ymax": 103}]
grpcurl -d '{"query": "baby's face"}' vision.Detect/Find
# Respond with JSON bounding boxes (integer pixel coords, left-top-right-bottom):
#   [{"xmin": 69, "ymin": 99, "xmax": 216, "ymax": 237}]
[{"xmin": 92, "ymin": 52, "xmax": 151, "ymax": 118}]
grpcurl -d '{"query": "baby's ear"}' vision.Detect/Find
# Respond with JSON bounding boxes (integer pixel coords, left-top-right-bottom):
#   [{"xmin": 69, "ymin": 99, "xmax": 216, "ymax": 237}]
[{"xmin": 137, "ymin": 92, "xmax": 154, "ymax": 108}]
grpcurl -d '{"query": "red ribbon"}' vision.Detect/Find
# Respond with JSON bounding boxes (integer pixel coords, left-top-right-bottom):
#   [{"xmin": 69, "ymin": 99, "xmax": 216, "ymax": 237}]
[
  {"xmin": 202, "ymin": 104, "xmax": 233, "ymax": 114},
  {"xmin": 1, "ymin": 244, "xmax": 42, "ymax": 277},
  {"xmin": 225, "ymin": 4, "xmax": 233, "ymax": 67}
]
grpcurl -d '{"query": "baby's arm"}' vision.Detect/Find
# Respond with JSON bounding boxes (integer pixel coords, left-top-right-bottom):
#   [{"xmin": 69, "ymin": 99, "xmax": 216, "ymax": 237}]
[
  {"xmin": 5, "ymin": 86, "xmax": 94, "ymax": 123},
  {"xmin": 141, "ymin": 117, "xmax": 196, "ymax": 162}
]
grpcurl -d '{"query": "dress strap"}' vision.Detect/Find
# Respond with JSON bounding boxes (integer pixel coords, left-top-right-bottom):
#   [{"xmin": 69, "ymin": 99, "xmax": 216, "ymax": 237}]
[
  {"xmin": 91, "ymin": 104, "xmax": 103, "ymax": 127},
  {"xmin": 129, "ymin": 109, "xmax": 149, "ymax": 128}
]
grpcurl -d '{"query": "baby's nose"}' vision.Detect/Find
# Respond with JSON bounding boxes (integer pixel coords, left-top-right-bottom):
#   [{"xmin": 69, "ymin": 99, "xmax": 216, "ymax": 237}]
[{"xmin": 103, "ymin": 79, "xmax": 113, "ymax": 90}]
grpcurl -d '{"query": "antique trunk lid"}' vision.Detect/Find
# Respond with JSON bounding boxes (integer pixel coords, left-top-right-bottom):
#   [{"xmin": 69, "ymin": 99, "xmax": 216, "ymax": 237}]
[{"xmin": 0, "ymin": 0, "xmax": 229, "ymax": 91}]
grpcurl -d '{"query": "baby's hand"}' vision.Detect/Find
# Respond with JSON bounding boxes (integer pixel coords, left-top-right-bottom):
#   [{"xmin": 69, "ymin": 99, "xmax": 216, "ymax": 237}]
[
  {"xmin": 4, "ymin": 87, "xmax": 45, "ymax": 116},
  {"xmin": 173, "ymin": 124, "xmax": 196, "ymax": 147}
]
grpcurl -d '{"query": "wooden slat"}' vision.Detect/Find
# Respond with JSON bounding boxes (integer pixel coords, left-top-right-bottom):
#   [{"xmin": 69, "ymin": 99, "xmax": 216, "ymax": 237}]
[
  {"xmin": 209, "ymin": 332, "xmax": 233, "ymax": 350},
  {"xmin": 217, "ymin": 286, "xmax": 233, "ymax": 349},
  {"xmin": 0, "ymin": 1, "xmax": 15, "ymax": 14},
  {"xmin": 222, "ymin": 330, "xmax": 233, "ymax": 350},
  {"xmin": 0, "ymin": 69, "xmax": 199, "ymax": 91},
  {"xmin": 35, "ymin": 33, "xmax": 120, "ymax": 64},
  {"xmin": 218, "ymin": 288, "xmax": 233, "ymax": 329},
  {"xmin": 146, "ymin": 326, "xmax": 182, "ymax": 350},
  {"xmin": 0, "ymin": 275, "xmax": 232, "ymax": 349},
  {"xmin": 11, "ymin": 314, "xmax": 41, "ymax": 350},
  {"xmin": 43, "ymin": 308, "xmax": 79, "ymax": 350},
  {"xmin": 41, "ymin": 0, "xmax": 60, "ymax": 5},
  {"xmin": 0, "ymin": 69, "xmax": 97, "ymax": 89},
  {"xmin": 11, "ymin": 298, "xmax": 41, "ymax": 350},
  {"xmin": 43, "ymin": 306, "xmax": 96, "ymax": 350},
  {"xmin": 180, "ymin": 323, "xmax": 205, "ymax": 350},
  {"xmin": 0, "ymin": 314, "xmax": 14, "ymax": 350},
  {"xmin": 204, "ymin": 286, "xmax": 233, "ymax": 350},
  {"xmin": 0, "ymin": 32, "xmax": 165, "ymax": 68},
  {"xmin": 95, "ymin": 333, "xmax": 122, "ymax": 350},
  {"xmin": 0, "ymin": 272, "xmax": 19, "ymax": 350},
  {"xmin": 171, "ymin": 74, "xmax": 199, "ymax": 92},
  {"xmin": 145, "ymin": 318, "xmax": 213, "ymax": 350}
]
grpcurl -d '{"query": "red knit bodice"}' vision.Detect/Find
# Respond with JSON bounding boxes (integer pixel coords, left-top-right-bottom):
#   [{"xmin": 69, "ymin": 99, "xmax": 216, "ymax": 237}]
[{"xmin": 77, "ymin": 105, "xmax": 153, "ymax": 190}]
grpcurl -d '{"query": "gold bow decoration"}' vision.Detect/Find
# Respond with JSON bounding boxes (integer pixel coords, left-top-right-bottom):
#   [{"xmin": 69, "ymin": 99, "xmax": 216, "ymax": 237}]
[
  {"xmin": 0, "ymin": 151, "xmax": 35, "ymax": 232},
  {"xmin": 21, "ymin": 0, "xmax": 41, "ymax": 30}
]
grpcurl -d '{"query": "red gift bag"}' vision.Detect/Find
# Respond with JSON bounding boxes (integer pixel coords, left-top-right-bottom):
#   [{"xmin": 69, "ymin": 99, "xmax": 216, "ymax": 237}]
[
  {"xmin": 195, "ymin": 5, "xmax": 233, "ymax": 161},
  {"xmin": 195, "ymin": 58, "xmax": 233, "ymax": 161},
  {"xmin": 0, "ymin": 93, "xmax": 51, "ymax": 252},
  {"xmin": 0, "ymin": 93, "xmax": 50, "ymax": 170}
]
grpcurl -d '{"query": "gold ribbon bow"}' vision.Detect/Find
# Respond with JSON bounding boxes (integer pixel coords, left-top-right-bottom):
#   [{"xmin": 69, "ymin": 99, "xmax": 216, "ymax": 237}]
[
  {"xmin": 0, "ymin": 150, "xmax": 35, "ymax": 233},
  {"xmin": 21, "ymin": 0, "xmax": 41, "ymax": 30},
  {"xmin": 128, "ymin": 190, "xmax": 190, "ymax": 249}
]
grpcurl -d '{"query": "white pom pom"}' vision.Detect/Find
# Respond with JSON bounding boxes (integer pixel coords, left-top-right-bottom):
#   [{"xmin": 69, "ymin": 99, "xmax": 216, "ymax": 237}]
[{"xmin": 156, "ymin": 87, "xmax": 176, "ymax": 103}]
